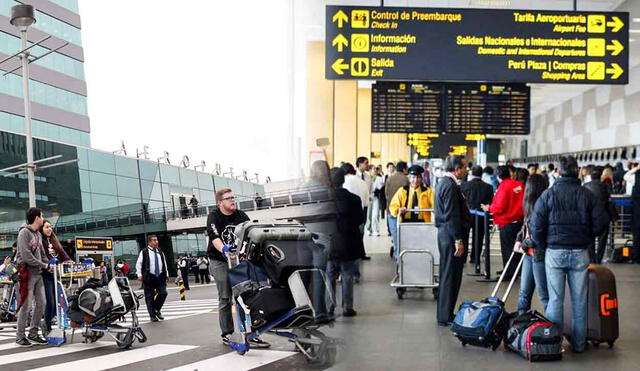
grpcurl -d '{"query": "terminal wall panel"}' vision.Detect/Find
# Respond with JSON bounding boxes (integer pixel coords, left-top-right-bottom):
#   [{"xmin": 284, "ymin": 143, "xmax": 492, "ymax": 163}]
[
  {"xmin": 306, "ymin": 41, "xmax": 334, "ymax": 167},
  {"xmin": 333, "ymin": 80, "xmax": 358, "ymax": 166},
  {"xmin": 357, "ymin": 88, "xmax": 372, "ymax": 160}
]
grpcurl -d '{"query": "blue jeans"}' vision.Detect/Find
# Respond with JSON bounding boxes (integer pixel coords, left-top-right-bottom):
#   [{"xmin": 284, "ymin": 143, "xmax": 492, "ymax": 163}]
[
  {"xmin": 545, "ymin": 249, "xmax": 589, "ymax": 352},
  {"xmin": 388, "ymin": 215, "xmax": 398, "ymax": 259},
  {"xmin": 517, "ymin": 254, "xmax": 549, "ymax": 312},
  {"xmin": 327, "ymin": 260, "xmax": 357, "ymax": 311}
]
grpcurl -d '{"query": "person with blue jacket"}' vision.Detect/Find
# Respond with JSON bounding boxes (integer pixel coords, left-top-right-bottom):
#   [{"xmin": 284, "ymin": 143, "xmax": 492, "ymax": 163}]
[{"xmin": 530, "ymin": 156, "xmax": 608, "ymax": 353}]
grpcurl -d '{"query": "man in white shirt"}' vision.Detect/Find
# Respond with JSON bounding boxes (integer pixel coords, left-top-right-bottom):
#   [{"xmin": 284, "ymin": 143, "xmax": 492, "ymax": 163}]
[
  {"xmin": 356, "ymin": 157, "xmax": 375, "ymax": 236},
  {"xmin": 624, "ymin": 162, "xmax": 639, "ymax": 195},
  {"xmin": 136, "ymin": 235, "xmax": 168, "ymax": 322},
  {"xmin": 343, "ymin": 163, "xmax": 370, "ymax": 211}
]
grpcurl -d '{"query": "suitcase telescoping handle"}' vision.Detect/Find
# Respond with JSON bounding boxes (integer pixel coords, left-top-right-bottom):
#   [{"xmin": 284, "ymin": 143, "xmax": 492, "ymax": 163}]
[{"xmin": 490, "ymin": 251, "xmax": 525, "ymax": 302}]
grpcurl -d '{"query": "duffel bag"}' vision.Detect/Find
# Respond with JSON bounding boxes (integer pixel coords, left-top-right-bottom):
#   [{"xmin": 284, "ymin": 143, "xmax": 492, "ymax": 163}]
[
  {"xmin": 451, "ymin": 297, "xmax": 507, "ymax": 350},
  {"xmin": 78, "ymin": 287, "xmax": 113, "ymax": 317},
  {"xmin": 244, "ymin": 287, "xmax": 295, "ymax": 329},
  {"xmin": 228, "ymin": 260, "xmax": 270, "ymax": 300},
  {"xmin": 506, "ymin": 310, "xmax": 562, "ymax": 361},
  {"xmin": 261, "ymin": 240, "xmax": 315, "ymax": 285}
]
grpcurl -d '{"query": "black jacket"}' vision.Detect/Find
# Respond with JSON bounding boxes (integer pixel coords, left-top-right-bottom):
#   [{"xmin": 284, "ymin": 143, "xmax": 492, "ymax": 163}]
[
  {"xmin": 330, "ymin": 188, "xmax": 366, "ymax": 261},
  {"xmin": 435, "ymin": 176, "xmax": 471, "ymax": 240},
  {"xmin": 530, "ymin": 177, "xmax": 608, "ymax": 250},
  {"xmin": 584, "ymin": 179, "xmax": 612, "ymax": 223},
  {"xmin": 460, "ymin": 177, "xmax": 494, "ymax": 211}
]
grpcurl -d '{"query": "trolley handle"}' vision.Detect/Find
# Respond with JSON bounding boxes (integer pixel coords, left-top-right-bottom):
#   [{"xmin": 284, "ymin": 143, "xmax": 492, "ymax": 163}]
[{"xmin": 397, "ymin": 208, "xmax": 434, "ymax": 225}]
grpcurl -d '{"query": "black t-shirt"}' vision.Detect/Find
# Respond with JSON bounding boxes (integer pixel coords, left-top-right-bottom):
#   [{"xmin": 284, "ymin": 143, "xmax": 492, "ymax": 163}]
[{"xmin": 206, "ymin": 208, "xmax": 250, "ymax": 262}]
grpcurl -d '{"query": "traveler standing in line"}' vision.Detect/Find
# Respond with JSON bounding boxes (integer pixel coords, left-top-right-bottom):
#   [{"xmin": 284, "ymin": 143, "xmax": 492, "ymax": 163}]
[
  {"xmin": 327, "ymin": 168, "xmax": 365, "ymax": 317},
  {"xmin": 191, "ymin": 257, "xmax": 200, "ymax": 284},
  {"xmin": 624, "ymin": 162, "xmax": 639, "ymax": 196},
  {"xmin": 177, "ymin": 255, "xmax": 190, "ymax": 290},
  {"xmin": 355, "ymin": 157, "xmax": 374, "ymax": 242},
  {"xmin": 206, "ymin": 188, "xmax": 270, "ymax": 348},
  {"xmin": 369, "ymin": 166, "xmax": 385, "ymax": 237},
  {"xmin": 484, "ymin": 165, "xmax": 525, "ymax": 280},
  {"xmin": 547, "ymin": 163, "xmax": 558, "ymax": 187},
  {"xmin": 135, "ymin": 235, "xmax": 169, "ymax": 322},
  {"xmin": 516, "ymin": 168, "xmax": 530, "ymax": 185},
  {"xmin": 385, "ymin": 161, "xmax": 409, "ymax": 259},
  {"xmin": 482, "ymin": 166, "xmax": 499, "ymax": 192},
  {"xmin": 601, "ymin": 166, "xmax": 614, "ymax": 193},
  {"xmin": 612, "ymin": 162, "xmax": 626, "ymax": 194},
  {"xmin": 15, "ymin": 208, "xmax": 51, "ymax": 346},
  {"xmin": 189, "ymin": 194, "xmax": 199, "ymax": 217},
  {"xmin": 197, "ymin": 256, "xmax": 210, "ymax": 284},
  {"xmin": 631, "ymin": 169, "xmax": 640, "ymax": 263},
  {"xmin": 435, "ymin": 156, "xmax": 470, "ymax": 326},
  {"xmin": 530, "ymin": 156, "xmax": 608, "ymax": 353},
  {"xmin": 515, "ymin": 174, "xmax": 549, "ymax": 313},
  {"xmin": 461, "ymin": 165, "xmax": 494, "ymax": 264},
  {"xmin": 423, "ymin": 162, "xmax": 433, "ymax": 188},
  {"xmin": 342, "ymin": 162, "xmax": 370, "ymax": 282},
  {"xmin": 380, "ymin": 162, "xmax": 395, "ymax": 221},
  {"xmin": 584, "ymin": 166, "xmax": 612, "ymax": 264},
  {"xmin": 39, "ymin": 220, "xmax": 72, "ymax": 336}
]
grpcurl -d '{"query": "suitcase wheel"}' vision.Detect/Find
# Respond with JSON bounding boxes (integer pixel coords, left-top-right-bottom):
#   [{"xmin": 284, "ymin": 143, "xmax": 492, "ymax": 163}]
[
  {"xmin": 432, "ymin": 288, "xmax": 439, "ymax": 299},
  {"xmin": 461, "ymin": 342, "xmax": 467, "ymax": 347},
  {"xmin": 396, "ymin": 288, "xmax": 405, "ymax": 300},
  {"xmin": 592, "ymin": 341, "xmax": 600, "ymax": 348}
]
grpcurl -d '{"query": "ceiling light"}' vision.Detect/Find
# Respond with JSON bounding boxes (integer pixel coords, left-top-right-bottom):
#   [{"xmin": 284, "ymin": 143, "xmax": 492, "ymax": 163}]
[
  {"xmin": 631, "ymin": 38, "xmax": 637, "ymax": 43},
  {"xmin": 629, "ymin": 29, "xmax": 640, "ymax": 33},
  {"xmin": 633, "ymin": 18, "xmax": 640, "ymax": 23}
]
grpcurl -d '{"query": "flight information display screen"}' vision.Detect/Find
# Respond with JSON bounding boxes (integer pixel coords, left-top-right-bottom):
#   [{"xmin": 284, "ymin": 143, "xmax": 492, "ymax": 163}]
[{"xmin": 371, "ymin": 81, "xmax": 530, "ymax": 135}]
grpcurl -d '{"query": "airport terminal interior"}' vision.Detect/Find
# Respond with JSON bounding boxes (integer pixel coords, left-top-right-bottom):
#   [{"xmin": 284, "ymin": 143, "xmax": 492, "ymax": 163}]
[{"xmin": 1, "ymin": 0, "xmax": 640, "ymax": 370}]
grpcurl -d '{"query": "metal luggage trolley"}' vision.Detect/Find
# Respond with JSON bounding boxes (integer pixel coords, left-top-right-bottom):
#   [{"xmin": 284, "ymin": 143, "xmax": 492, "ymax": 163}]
[
  {"xmin": 390, "ymin": 208, "xmax": 439, "ymax": 300},
  {"xmin": 60, "ymin": 261, "xmax": 94, "ymax": 293},
  {"xmin": 0, "ymin": 275, "xmax": 17, "ymax": 325}
]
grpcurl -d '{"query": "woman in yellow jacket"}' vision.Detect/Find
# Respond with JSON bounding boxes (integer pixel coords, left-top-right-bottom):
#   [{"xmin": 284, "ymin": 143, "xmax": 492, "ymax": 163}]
[{"xmin": 389, "ymin": 165, "xmax": 435, "ymax": 224}]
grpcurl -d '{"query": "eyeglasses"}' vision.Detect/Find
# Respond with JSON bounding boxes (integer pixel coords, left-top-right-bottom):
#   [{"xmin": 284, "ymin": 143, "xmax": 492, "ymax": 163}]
[{"xmin": 222, "ymin": 196, "xmax": 236, "ymax": 201}]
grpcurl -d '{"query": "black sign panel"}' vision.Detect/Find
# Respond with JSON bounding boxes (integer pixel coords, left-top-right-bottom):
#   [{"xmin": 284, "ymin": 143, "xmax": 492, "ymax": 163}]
[
  {"xmin": 76, "ymin": 237, "xmax": 113, "ymax": 252},
  {"xmin": 372, "ymin": 82, "xmax": 530, "ymax": 135},
  {"xmin": 326, "ymin": 6, "xmax": 629, "ymax": 84},
  {"xmin": 372, "ymin": 82, "xmax": 441, "ymax": 133},
  {"xmin": 445, "ymin": 84, "xmax": 530, "ymax": 134}
]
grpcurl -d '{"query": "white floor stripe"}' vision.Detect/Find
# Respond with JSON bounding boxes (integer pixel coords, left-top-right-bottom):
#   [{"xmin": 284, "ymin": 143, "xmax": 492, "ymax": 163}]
[
  {"xmin": 139, "ymin": 312, "xmax": 213, "ymax": 323},
  {"xmin": 168, "ymin": 350, "xmax": 296, "ymax": 371},
  {"xmin": 0, "ymin": 335, "xmax": 14, "ymax": 340},
  {"xmin": 28, "ymin": 344, "xmax": 198, "ymax": 371},
  {"xmin": 0, "ymin": 342, "xmax": 19, "ymax": 351},
  {"xmin": 0, "ymin": 341, "xmax": 112, "ymax": 365}
]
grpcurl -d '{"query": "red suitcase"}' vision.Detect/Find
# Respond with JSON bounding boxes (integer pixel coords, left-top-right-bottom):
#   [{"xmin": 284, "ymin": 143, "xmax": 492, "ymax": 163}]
[{"xmin": 563, "ymin": 265, "xmax": 619, "ymax": 348}]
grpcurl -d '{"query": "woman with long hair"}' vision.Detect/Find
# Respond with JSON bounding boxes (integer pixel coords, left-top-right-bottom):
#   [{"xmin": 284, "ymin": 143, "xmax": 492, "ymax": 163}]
[
  {"xmin": 40, "ymin": 220, "xmax": 72, "ymax": 335},
  {"xmin": 601, "ymin": 166, "xmax": 614, "ymax": 192},
  {"xmin": 515, "ymin": 174, "xmax": 550, "ymax": 313}
]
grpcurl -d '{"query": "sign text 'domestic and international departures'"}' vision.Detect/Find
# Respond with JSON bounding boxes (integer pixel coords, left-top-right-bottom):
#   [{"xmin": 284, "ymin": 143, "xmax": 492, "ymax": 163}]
[{"xmin": 325, "ymin": 6, "xmax": 629, "ymax": 84}]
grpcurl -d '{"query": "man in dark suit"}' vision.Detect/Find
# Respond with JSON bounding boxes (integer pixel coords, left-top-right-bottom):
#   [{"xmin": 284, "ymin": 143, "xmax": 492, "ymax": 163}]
[
  {"xmin": 135, "ymin": 235, "xmax": 168, "ymax": 322},
  {"xmin": 435, "ymin": 155, "xmax": 471, "ymax": 326},
  {"xmin": 461, "ymin": 165, "xmax": 494, "ymax": 264}
]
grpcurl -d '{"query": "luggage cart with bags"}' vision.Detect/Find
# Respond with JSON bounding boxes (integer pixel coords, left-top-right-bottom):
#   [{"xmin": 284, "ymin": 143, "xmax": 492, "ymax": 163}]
[
  {"xmin": 226, "ymin": 219, "xmax": 341, "ymax": 367},
  {"xmin": 0, "ymin": 273, "xmax": 17, "ymax": 325},
  {"xmin": 67, "ymin": 276, "xmax": 147, "ymax": 349},
  {"xmin": 390, "ymin": 208, "xmax": 439, "ymax": 300}
]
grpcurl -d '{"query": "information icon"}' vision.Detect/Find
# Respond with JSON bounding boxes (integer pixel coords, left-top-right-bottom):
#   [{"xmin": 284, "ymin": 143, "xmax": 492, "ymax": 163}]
[{"xmin": 351, "ymin": 34, "xmax": 370, "ymax": 52}]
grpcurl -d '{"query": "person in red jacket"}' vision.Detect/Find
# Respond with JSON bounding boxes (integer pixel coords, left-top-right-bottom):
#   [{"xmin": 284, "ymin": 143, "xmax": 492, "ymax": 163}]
[{"xmin": 483, "ymin": 165, "xmax": 525, "ymax": 279}]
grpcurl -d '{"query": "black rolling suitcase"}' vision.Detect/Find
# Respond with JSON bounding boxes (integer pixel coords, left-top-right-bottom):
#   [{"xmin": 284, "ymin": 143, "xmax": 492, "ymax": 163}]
[
  {"xmin": 243, "ymin": 287, "xmax": 295, "ymax": 329},
  {"xmin": 611, "ymin": 240, "xmax": 633, "ymax": 263},
  {"xmin": 563, "ymin": 265, "xmax": 619, "ymax": 348},
  {"xmin": 261, "ymin": 240, "xmax": 315, "ymax": 285}
]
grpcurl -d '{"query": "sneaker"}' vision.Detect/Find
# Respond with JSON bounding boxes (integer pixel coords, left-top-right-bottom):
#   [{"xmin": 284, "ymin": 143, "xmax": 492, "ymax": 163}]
[
  {"xmin": 155, "ymin": 311, "xmax": 164, "ymax": 320},
  {"xmin": 150, "ymin": 316, "xmax": 159, "ymax": 322},
  {"xmin": 249, "ymin": 338, "xmax": 271, "ymax": 349},
  {"xmin": 16, "ymin": 338, "xmax": 32, "ymax": 347},
  {"xmin": 27, "ymin": 334, "xmax": 47, "ymax": 345},
  {"xmin": 343, "ymin": 308, "xmax": 357, "ymax": 317},
  {"xmin": 373, "ymin": 232, "xmax": 380, "ymax": 237},
  {"xmin": 221, "ymin": 335, "xmax": 230, "ymax": 346}
]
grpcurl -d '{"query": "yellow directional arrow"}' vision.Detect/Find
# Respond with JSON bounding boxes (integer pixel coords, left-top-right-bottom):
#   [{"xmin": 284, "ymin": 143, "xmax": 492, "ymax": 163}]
[
  {"xmin": 331, "ymin": 58, "xmax": 349, "ymax": 75},
  {"xmin": 606, "ymin": 63, "xmax": 624, "ymax": 79},
  {"xmin": 606, "ymin": 39, "xmax": 624, "ymax": 56},
  {"xmin": 332, "ymin": 10, "xmax": 348, "ymax": 28},
  {"xmin": 607, "ymin": 16, "xmax": 624, "ymax": 32},
  {"xmin": 332, "ymin": 34, "xmax": 348, "ymax": 52}
]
